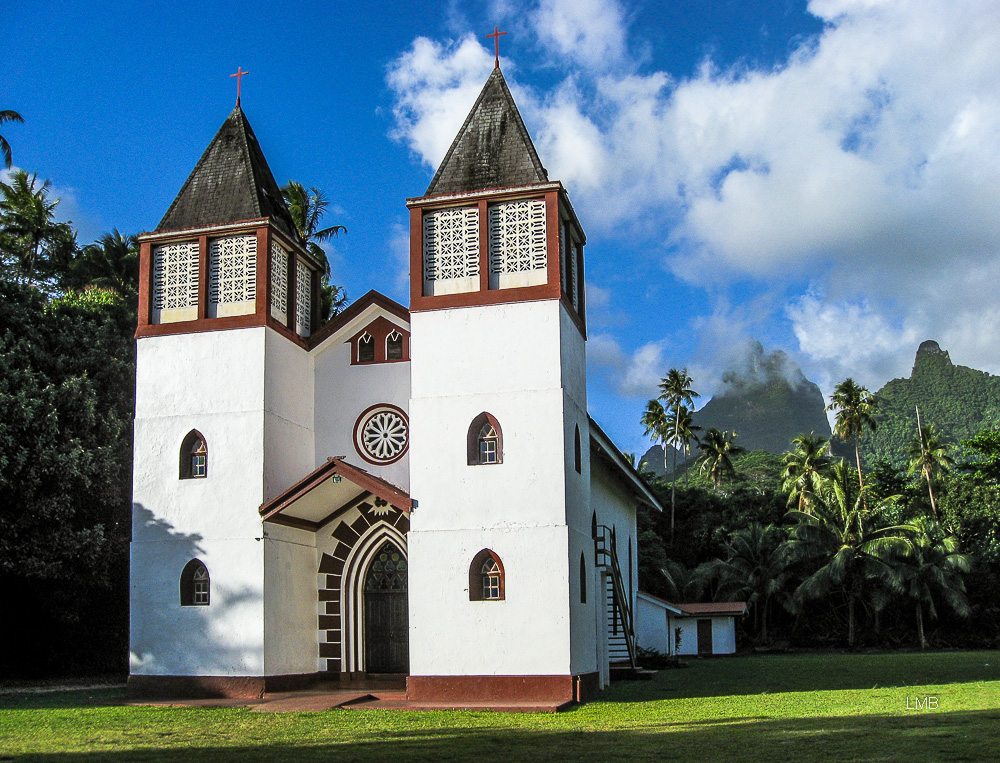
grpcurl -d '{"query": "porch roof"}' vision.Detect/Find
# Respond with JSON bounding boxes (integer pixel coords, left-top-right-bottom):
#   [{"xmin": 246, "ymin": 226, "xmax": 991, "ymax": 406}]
[{"xmin": 259, "ymin": 457, "xmax": 411, "ymax": 532}]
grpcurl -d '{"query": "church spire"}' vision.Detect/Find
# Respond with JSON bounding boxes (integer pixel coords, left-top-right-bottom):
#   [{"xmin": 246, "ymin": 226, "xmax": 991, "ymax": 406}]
[
  {"xmin": 425, "ymin": 67, "xmax": 548, "ymax": 197},
  {"xmin": 156, "ymin": 105, "xmax": 299, "ymax": 242}
]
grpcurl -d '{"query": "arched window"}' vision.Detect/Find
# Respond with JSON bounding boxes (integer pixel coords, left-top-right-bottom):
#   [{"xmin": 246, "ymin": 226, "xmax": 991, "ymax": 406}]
[
  {"xmin": 591, "ymin": 511, "xmax": 598, "ymax": 540},
  {"xmin": 574, "ymin": 424, "xmax": 582, "ymax": 474},
  {"xmin": 579, "ymin": 553, "xmax": 587, "ymax": 604},
  {"xmin": 180, "ymin": 559, "xmax": 210, "ymax": 606},
  {"xmin": 467, "ymin": 412, "xmax": 503, "ymax": 465},
  {"xmin": 179, "ymin": 430, "xmax": 208, "ymax": 479},
  {"xmin": 386, "ymin": 330, "xmax": 403, "ymax": 360},
  {"xmin": 358, "ymin": 333, "xmax": 375, "ymax": 363},
  {"xmin": 469, "ymin": 549, "xmax": 505, "ymax": 601}
]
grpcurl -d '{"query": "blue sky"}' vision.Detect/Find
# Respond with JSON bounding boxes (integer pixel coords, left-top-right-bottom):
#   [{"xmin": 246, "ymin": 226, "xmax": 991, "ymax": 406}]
[{"xmin": 6, "ymin": 0, "xmax": 1000, "ymax": 456}]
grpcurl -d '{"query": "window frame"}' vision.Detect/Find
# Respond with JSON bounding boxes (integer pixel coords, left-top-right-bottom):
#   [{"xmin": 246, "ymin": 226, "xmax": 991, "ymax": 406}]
[
  {"xmin": 180, "ymin": 558, "xmax": 210, "ymax": 606},
  {"xmin": 469, "ymin": 549, "xmax": 505, "ymax": 601},
  {"xmin": 467, "ymin": 412, "xmax": 503, "ymax": 465},
  {"xmin": 179, "ymin": 430, "xmax": 208, "ymax": 480}
]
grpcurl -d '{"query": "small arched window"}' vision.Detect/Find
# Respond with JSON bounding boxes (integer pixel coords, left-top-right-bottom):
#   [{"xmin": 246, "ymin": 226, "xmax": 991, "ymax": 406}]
[
  {"xmin": 591, "ymin": 511, "xmax": 598, "ymax": 540},
  {"xmin": 574, "ymin": 424, "xmax": 582, "ymax": 474},
  {"xmin": 179, "ymin": 430, "xmax": 208, "ymax": 479},
  {"xmin": 180, "ymin": 559, "xmax": 210, "ymax": 606},
  {"xmin": 386, "ymin": 330, "xmax": 403, "ymax": 360},
  {"xmin": 579, "ymin": 553, "xmax": 587, "ymax": 604},
  {"xmin": 467, "ymin": 412, "xmax": 503, "ymax": 465},
  {"xmin": 358, "ymin": 333, "xmax": 375, "ymax": 363},
  {"xmin": 469, "ymin": 549, "xmax": 505, "ymax": 601}
]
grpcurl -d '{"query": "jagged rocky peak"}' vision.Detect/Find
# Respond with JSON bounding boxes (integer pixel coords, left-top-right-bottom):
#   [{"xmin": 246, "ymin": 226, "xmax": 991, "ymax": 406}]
[{"xmin": 913, "ymin": 339, "xmax": 952, "ymax": 374}]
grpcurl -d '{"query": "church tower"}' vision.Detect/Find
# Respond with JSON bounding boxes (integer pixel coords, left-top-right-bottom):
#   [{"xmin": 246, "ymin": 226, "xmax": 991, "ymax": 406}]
[
  {"xmin": 405, "ymin": 67, "xmax": 600, "ymax": 703},
  {"xmin": 129, "ymin": 105, "xmax": 324, "ymax": 694}
]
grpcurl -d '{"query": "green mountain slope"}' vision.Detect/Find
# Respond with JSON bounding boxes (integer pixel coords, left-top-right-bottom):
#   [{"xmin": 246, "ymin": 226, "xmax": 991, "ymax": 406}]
[{"xmin": 860, "ymin": 340, "xmax": 1000, "ymax": 469}]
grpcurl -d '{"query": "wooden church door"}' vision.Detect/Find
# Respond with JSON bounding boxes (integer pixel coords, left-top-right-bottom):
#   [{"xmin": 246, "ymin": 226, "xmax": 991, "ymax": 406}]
[{"xmin": 363, "ymin": 541, "xmax": 409, "ymax": 673}]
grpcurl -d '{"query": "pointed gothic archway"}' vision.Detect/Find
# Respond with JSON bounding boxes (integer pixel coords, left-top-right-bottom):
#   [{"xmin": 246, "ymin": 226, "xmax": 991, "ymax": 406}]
[{"xmin": 362, "ymin": 540, "xmax": 409, "ymax": 673}]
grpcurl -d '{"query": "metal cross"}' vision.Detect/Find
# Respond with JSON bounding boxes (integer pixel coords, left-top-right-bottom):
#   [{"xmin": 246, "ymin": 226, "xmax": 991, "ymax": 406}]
[
  {"xmin": 486, "ymin": 26, "xmax": 507, "ymax": 69},
  {"xmin": 230, "ymin": 67, "xmax": 249, "ymax": 105}
]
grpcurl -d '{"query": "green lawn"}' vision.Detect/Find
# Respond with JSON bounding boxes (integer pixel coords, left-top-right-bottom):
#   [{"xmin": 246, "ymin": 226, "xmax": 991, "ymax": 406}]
[{"xmin": 2, "ymin": 651, "xmax": 998, "ymax": 762}]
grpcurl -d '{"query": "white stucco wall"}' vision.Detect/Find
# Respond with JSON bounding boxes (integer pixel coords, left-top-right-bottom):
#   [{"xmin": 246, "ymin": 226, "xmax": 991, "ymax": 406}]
[
  {"xmin": 264, "ymin": 330, "xmax": 315, "ymax": 503},
  {"xmin": 312, "ymin": 306, "xmax": 410, "ymax": 491},
  {"xmin": 635, "ymin": 594, "xmax": 672, "ymax": 655},
  {"xmin": 409, "ymin": 300, "xmax": 577, "ymax": 677},
  {"xmin": 407, "ymin": 526, "xmax": 572, "ymax": 675},
  {"xmin": 131, "ymin": 328, "xmax": 274, "ymax": 677},
  {"xmin": 262, "ymin": 523, "xmax": 318, "ymax": 676}
]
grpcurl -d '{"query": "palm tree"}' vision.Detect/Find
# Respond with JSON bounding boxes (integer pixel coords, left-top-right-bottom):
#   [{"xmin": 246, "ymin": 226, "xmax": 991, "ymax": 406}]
[
  {"xmin": 280, "ymin": 180, "xmax": 348, "ymax": 320},
  {"xmin": 781, "ymin": 433, "xmax": 832, "ymax": 512},
  {"xmin": 785, "ymin": 462, "xmax": 915, "ymax": 646},
  {"xmin": 0, "ymin": 109, "xmax": 24, "ymax": 169},
  {"xmin": 901, "ymin": 517, "xmax": 970, "ymax": 649},
  {"xmin": 694, "ymin": 428, "xmax": 745, "ymax": 491},
  {"xmin": 70, "ymin": 229, "xmax": 140, "ymax": 299},
  {"xmin": 659, "ymin": 368, "xmax": 699, "ymax": 413},
  {"xmin": 707, "ymin": 523, "xmax": 790, "ymax": 643},
  {"xmin": 907, "ymin": 423, "xmax": 954, "ymax": 518},
  {"xmin": 670, "ymin": 403, "xmax": 700, "ymax": 482},
  {"xmin": 0, "ymin": 169, "xmax": 73, "ymax": 282},
  {"xmin": 826, "ymin": 378, "xmax": 877, "ymax": 496},
  {"xmin": 640, "ymin": 398, "xmax": 671, "ymax": 475}
]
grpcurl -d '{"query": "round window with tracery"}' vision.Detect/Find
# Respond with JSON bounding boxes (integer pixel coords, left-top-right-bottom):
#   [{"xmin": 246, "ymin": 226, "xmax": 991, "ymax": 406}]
[{"xmin": 354, "ymin": 404, "xmax": 409, "ymax": 465}]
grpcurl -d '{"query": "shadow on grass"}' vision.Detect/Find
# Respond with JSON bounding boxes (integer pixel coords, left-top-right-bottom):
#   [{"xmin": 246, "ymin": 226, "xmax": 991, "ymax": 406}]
[
  {"xmin": 0, "ymin": 688, "xmax": 128, "ymax": 711},
  {"xmin": 7, "ymin": 708, "xmax": 1000, "ymax": 763},
  {"xmin": 597, "ymin": 651, "xmax": 1000, "ymax": 702}
]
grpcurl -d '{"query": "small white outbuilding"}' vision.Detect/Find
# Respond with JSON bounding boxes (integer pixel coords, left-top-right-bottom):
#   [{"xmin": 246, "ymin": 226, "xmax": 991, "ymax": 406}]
[{"xmin": 636, "ymin": 593, "xmax": 747, "ymax": 656}]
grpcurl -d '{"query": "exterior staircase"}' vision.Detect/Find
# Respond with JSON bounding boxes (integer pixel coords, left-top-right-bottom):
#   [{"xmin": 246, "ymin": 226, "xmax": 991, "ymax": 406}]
[{"xmin": 594, "ymin": 525, "xmax": 636, "ymax": 671}]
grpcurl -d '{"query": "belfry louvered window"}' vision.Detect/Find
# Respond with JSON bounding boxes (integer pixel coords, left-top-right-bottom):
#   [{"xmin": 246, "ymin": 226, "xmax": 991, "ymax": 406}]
[
  {"xmin": 295, "ymin": 261, "xmax": 312, "ymax": 336},
  {"xmin": 488, "ymin": 199, "xmax": 547, "ymax": 289},
  {"xmin": 208, "ymin": 235, "xmax": 257, "ymax": 317},
  {"xmin": 270, "ymin": 241, "xmax": 289, "ymax": 320},
  {"xmin": 152, "ymin": 242, "xmax": 199, "ymax": 321},
  {"xmin": 422, "ymin": 206, "xmax": 479, "ymax": 295}
]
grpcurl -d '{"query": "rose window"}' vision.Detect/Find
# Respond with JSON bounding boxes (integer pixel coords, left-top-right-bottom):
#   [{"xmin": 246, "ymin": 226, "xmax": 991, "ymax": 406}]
[{"xmin": 354, "ymin": 405, "xmax": 408, "ymax": 465}]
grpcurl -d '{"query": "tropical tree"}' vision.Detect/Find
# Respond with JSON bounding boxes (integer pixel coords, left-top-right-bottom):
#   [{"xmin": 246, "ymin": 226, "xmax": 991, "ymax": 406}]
[
  {"xmin": 0, "ymin": 169, "xmax": 74, "ymax": 283},
  {"xmin": 69, "ymin": 229, "xmax": 140, "ymax": 300},
  {"xmin": 659, "ymin": 368, "xmax": 699, "ymax": 415},
  {"xmin": 0, "ymin": 109, "xmax": 24, "ymax": 169},
  {"xmin": 826, "ymin": 378, "xmax": 878, "ymax": 495},
  {"xmin": 280, "ymin": 180, "xmax": 348, "ymax": 320},
  {"xmin": 785, "ymin": 462, "xmax": 915, "ymax": 646},
  {"xmin": 781, "ymin": 433, "xmax": 832, "ymax": 512},
  {"xmin": 670, "ymin": 404, "xmax": 700, "ymax": 482},
  {"xmin": 907, "ymin": 423, "xmax": 954, "ymax": 517},
  {"xmin": 706, "ymin": 522, "xmax": 790, "ymax": 643},
  {"xmin": 959, "ymin": 429, "xmax": 1000, "ymax": 485},
  {"xmin": 900, "ymin": 517, "xmax": 970, "ymax": 649},
  {"xmin": 694, "ymin": 428, "xmax": 745, "ymax": 491}
]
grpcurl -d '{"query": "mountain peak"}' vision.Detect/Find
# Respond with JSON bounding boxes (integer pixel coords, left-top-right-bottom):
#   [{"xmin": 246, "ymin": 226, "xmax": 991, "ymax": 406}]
[{"xmin": 913, "ymin": 339, "xmax": 952, "ymax": 374}]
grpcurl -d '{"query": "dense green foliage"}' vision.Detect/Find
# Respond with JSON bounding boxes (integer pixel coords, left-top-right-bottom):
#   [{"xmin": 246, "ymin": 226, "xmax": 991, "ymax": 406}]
[
  {"xmin": 3, "ymin": 653, "xmax": 999, "ymax": 762},
  {"xmin": 861, "ymin": 342, "xmax": 1000, "ymax": 469},
  {"xmin": 0, "ymin": 280, "xmax": 134, "ymax": 675}
]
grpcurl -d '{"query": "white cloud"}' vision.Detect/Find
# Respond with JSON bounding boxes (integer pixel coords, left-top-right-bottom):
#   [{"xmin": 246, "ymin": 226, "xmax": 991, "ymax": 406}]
[
  {"xmin": 531, "ymin": 0, "xmax": 630, "ymax": 70},
  {"xmin": 387, "ymin": 0, "xmax": 1000, "ymax": 392}
]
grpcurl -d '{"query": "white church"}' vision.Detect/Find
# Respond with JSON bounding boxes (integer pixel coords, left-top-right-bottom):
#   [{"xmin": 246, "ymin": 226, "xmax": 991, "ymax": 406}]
[{"xmin": 128, "ymin": 65, "xmax": 679, "ymax": 705}]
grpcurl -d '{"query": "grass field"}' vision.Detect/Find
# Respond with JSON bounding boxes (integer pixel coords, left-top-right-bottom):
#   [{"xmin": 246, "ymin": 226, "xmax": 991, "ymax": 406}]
[{"xmin": 1, "ymin": 651, "xmax": 999, "ymax": 762}]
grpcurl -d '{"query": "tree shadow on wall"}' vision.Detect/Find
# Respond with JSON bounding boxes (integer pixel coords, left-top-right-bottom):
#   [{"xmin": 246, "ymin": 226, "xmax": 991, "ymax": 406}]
[{"xmin": 129, "ymin": 504, "xmax": 262, "ymax": 679}]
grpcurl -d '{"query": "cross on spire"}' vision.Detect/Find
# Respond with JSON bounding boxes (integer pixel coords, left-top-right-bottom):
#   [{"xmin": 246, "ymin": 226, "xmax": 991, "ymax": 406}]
[
  {"xmin": 230, "ymin": 67, "xmax": 249, "ymax": 106},
  {"xmin": 486, "ymin": 26, "xmax": 507, "ymax": 69}
]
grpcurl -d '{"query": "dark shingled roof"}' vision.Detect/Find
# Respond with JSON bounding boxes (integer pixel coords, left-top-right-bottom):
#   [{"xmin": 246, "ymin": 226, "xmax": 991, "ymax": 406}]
[
  {"xmin": 425, "ymin": 68, "xmax": 548, "ymax": 196},
  {"xmin": 156, "ymin": 105, "xmax": 299, "ymax": 240}
]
